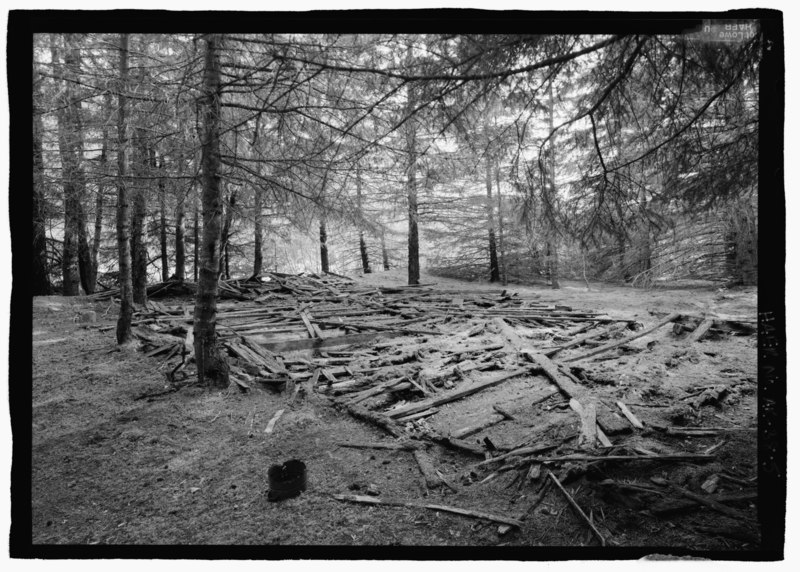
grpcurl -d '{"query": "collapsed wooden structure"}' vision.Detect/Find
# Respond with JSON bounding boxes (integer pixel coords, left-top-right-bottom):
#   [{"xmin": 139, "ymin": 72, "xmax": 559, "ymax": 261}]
[{"xmin": 91, "ymin": 272, "xmax": 758, "ymax": 546}]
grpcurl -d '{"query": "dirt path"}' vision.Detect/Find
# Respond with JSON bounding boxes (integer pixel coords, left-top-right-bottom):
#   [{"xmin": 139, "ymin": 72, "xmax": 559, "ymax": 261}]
[{"xmin": 29, "ymin": 274, "xmax": 758, "ymax": 548}]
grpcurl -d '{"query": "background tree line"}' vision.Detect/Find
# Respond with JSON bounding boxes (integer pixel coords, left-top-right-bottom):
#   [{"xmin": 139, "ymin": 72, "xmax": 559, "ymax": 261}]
[{"xmin": 31, "ymin": 31, "xmax": 762, "ymax": 385}]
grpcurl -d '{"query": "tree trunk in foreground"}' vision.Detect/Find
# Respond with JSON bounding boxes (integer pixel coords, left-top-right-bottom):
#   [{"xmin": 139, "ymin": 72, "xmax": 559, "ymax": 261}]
[
  {"xmin": 405, "ymin": 83, "xmax": 419, "ymax": 286},
  {"xmin": 115, "ymin": 34, "xmax": 134, "ymax": 345},
  {"xmin": 193, "ymin": 33, "xmax": 229, "ymax": 389}
]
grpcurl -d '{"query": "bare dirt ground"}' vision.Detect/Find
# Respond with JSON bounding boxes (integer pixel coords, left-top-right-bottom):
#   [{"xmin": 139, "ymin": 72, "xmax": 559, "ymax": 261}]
[{"xmin": 29, "ymin": 269, "xmax": 758, "ymax": 552}]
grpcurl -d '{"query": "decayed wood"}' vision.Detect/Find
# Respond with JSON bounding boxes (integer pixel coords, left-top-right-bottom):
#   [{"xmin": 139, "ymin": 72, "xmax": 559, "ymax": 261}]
[
  {"xmin": 571, "ymin": 399, "xmax": 600, "ymax": 448},
  {"xmin": 516, "ymin": 452, "xmax": 715, "ymax": 464},
  {"xmin": 547, "ymin": 471, "xmax": 606, "ymax": 546},
  {"xmin": 342, "ymin": 402, "xmax": 403, "ymax": 438},
  {"xmin": 651, "ymin": 478, "xmax": 753, "ymax": 521},
  {"xmin": 523, "ymin": 351, "xmax": 585, "ymax": 399},
  {"xmin": 451, "ymin": 413, "xmax": 506, "ymax": 439},
  {"xmin": 332, "ymin": 494, "xmax": 524, "ymax": 528},
  {"xmin": 413, "ymin": 449, "xmax": 449, "ymax": 489},
  {"xmin": 255, "ymin": 330, "xmax": 408, "ymax": 353},
  {"xmin": 616, "ymin": 401, "xmax": 645, "ymax": 429},
  {"xmin": 386, "ymin": 367, "xmax": 533, "ymax": 419},
  {"xmin": 687, "ymin": 318, "xmax": 715, "ymax": 343},
  {"xmin": 562, "ymin": 312, "xmax": 681, "ymax": 363},
  {"xmin": 545, "ymin": 322, "xmax": 628, "ymax": 358},
  {"xmin": 336, "ymin": 441, "xmax": 421, "ymax": 451},
  {"xmin": 264, "ymin": 409, "xmax": 284, "ymax": 434},
  {"xmin": 394, "ymin": 407, "xmax": 440, "ymax": 423},
  {"xmin": 299, "ymin": 310, "xmax": 324, "ymax": 338}
]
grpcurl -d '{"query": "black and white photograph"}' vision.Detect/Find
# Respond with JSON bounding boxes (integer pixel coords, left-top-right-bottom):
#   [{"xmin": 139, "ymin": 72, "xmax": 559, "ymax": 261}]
[{"xmin": 6, "ymin": 4, "xmax": 785, "ymax": 561}]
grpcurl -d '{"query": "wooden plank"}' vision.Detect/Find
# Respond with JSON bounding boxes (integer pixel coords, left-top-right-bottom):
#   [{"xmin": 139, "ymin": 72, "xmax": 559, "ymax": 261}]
[
  {"xmin": 332, "ymin": 495, "xmax": 523, "ymax": 528},
  {"xmin": 688, "ymin": 318, "xmax": 715, "ymax": 343},
  {"xmin": 545, "ymin": 323, "xmax": 628, "ymax": 358},
  {"xmin": 523, "ymin": 351, "xmax": 586, "ymax": 400},
  {"xmin": 616, "ymin": 401, "xmax": 645, "ymax": 429},
  {"xmin": 562, "ymin": 312, "xmax": 681, "ymax": 363},
  {"xmin": 385, "ymin": 367, "xmax": 533, "ymax": 419},
  {"xmin": 254, "ymin": 330, "xmax": 408, "ymax": 353},
  {"xmin": 299, "ymin": 311, "xmax": 321, "ymax": 338}
]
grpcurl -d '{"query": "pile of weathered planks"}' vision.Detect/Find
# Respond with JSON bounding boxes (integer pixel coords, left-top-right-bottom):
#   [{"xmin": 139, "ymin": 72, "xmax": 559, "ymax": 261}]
[{"xmin": 100, "ymin": 272, "xmax": 757, "ymax": 544}]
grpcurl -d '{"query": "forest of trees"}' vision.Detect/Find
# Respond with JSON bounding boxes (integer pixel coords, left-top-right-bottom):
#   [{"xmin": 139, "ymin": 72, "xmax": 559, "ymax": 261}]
[{"xmin": 31, "ymin": 31, "xmax": 762, "ymax": 385}]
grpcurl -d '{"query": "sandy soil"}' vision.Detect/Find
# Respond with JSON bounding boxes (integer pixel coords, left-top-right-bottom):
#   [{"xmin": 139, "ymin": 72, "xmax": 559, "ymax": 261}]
[{"xmin": 29, "ymin": 269, "xmax": 758, "ymax": 551}]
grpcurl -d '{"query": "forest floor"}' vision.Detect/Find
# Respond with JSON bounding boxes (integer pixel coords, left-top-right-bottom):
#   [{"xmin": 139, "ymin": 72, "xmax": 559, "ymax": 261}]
[{"xmin": 29, "ymin": 269, "xmax": 758, "ymax": 552}]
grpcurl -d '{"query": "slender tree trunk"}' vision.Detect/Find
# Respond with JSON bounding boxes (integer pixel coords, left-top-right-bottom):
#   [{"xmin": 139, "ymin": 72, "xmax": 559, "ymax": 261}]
[
  {"xmin": 131, "ymin": 128, "xmax": 148, "ymax": 304},
  {"xmin": 356, "ymin": 164, "xmax": 371, "ymax": 274},
  {"xmin": 319, "ymin": 219, "xmax": 330, "ymax": 273},
  {"xmin": 219, "ymin": 188, "xmax": 236, "ymax": 278},
  {"xmin": 91, "ymin": 90, "xmax": 111, "ymax": 286},
  {"xmin": 51, "ymin": 35, "xmax": 81, "ymax": 296},
  {"xmin": 495, "ymin": 164, "xmax": 507, "ymax": 286},
  {"xmin": 405, "ymin": 84, "xmax": 420, "ymax": 286},
  {"xmin": 193, "ymin": 33, "xmax": 229, "ymax": 389},
  {"xmin": 193, "ymin": 197, "xmax": 200, "ymax": 282},
  {"xmin": 486, "ymin": 157, "xmax": 500, "ymax": 283},
  {"xmin": 253, "ymin": 189, "xmax": 263, "ymax": 276},
  {"xmin": 115, "ymin": 34, "xmax": 134, "ymax": 345},
  {"xmin": 158, "ymin": 155, "xmax": 169, "ymax": 282},
  {"xmin": 174, "ymin": 154, "xmax": 186, "ymax": 281},
  {"xmin": 32, "ymin": 66, "xmax": 51, "ymax": 295},
  {"xmin": 381, "ymin": 230, "xmax": 390, "ymax": 271},
  {"xmin": 546, "ymin": 80, "xmax": 560, "ymax": 289}
]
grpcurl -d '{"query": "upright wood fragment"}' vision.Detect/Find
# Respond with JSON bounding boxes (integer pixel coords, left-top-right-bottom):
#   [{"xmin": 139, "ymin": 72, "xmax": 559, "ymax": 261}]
[
  {"xmin": 687, "ymin": 318, "xmax": 715, "ymax": 343},
  {"xmin": 571, "ymin": 399, "xmax": 599, "ymax": 448},
  {"xmin": 264, "ymin": 409, "xmax": 285, "ymax": 434}
]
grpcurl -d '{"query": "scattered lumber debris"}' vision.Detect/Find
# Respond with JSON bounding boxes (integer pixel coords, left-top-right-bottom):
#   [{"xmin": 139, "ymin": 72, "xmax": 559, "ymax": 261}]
[
  {"xmin": 94, "ymin": 271, "xmax": 755, "ymax": 546},
  {"xmin": 332, "ymin": 494, "xmax": 524, "ymax": 528}
]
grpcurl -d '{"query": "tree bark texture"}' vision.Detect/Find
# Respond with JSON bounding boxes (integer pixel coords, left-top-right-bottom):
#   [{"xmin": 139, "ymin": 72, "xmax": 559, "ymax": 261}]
[
  {"xmin": 253, "ymin": 189, "xmax": 263, "ymax": 276},
  {"xmin": 158, "ymin": 154, "xmax": 169, "ymax": 282},
  {"xmin": 486, "ymin": 157, "xmax": 500, "ymax": 283},
  {"xmin": 32, "ymin": 66, "xmax": 51, "ymax": 295},
  {"xmin": 405, "ymin": 84, "xmax": 420, "ymax": 286},
  {"xmin": 131, "ymin": 127, "xmax": 148, "ymax": 304},
  {"xmin": 381, "ymin": 230, "xmax": 390, "ymax": 271},
  {"xmin": 51, "ymin": 34, "xmax": 82, "ymax": 296},
  {"xmin": 174, "ymin": 154, "xmax": 186, "ymax": 281},
  {"xmin": 319, "ymin": 219, "xmax": 330, "ymax": 273},
  {"xmin": 193, "ymin": 33, "xmax": 229, "ymax": 389},
  {"xmin": 115, "ymin": 34, "xmax": 135, "ymax": 345},
  {"xmin": 357, "ymin": 164, "xmax": 371, "ymax": 274}
]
